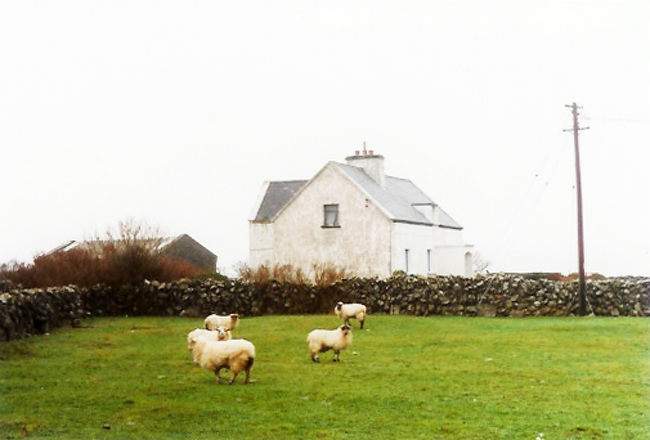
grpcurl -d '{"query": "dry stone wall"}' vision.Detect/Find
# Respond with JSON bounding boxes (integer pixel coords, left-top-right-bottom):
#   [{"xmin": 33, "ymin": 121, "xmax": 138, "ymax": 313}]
[
  {"xmin": 0, "ymin": 284, "xmax": 83, "ymax": 341},
  {"xmin": 1, "ymin": 275, "xmax": 648, "ymax": 341}
]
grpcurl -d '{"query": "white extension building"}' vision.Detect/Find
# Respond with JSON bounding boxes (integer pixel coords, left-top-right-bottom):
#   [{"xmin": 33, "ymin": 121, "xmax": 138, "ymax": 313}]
[{"xmin": 249, "ymin": 150, "xmax": 473, "ymax": 278}]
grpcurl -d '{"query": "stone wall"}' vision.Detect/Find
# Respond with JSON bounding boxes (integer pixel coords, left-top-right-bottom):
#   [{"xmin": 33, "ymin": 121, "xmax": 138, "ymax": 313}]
[
  {"xmin": 0, "ymin": 285, "xmax": 83, "ymax": 341},
  {"xmin": 1, "ymin": 275, "xmax": 648, "ymax": 341}
]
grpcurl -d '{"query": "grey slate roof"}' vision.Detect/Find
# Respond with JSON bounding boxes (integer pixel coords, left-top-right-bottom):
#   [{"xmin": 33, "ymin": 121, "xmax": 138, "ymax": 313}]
[
  {"xmin": 251, "ymin": 163, "xmax": 462, "ymax": 229},
  {"xmin": 337, "ymin": 164, "xmax": 432, "ymax": 225},
  {"xmin": 435, "ymin": 206, "xmax": 463, "ymax": 229},
  {"xmin": 254, "ymin": 180, "xmax": 308, "ymax": 222}
]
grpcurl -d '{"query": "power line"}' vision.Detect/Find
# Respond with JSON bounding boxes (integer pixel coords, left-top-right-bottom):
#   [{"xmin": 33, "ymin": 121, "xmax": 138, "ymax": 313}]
[{"xmin": 583, "ymin": 116, "xmax": 650, "ymax": 123}]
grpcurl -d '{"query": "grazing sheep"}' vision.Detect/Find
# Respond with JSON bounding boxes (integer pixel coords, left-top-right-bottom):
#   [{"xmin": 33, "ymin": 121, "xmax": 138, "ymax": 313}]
[
  {"xmin": 204, "ymin": 313, "xmax": 240, "ymax": 331},
  {"xmin": 307, "ymin": 324, "xmax": 352, "ymax": 362},
  {"xmin": 190, "ymin": 337, "xmax": 256, "ymax": 384},
  {"xmin": 334, "ymin": 302, "xmax": 367, "ymax": 329},
  {"xmin": 186, "ymin": 327, "xmax": 232, "ymax": 363}
]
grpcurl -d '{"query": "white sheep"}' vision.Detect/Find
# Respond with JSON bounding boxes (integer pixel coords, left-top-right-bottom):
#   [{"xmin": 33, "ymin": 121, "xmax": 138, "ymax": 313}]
[
  {"xmin": 190, "ymin": 337, "xmax": 256, "ymax": 384},
  {"xmin": 204, "ymin": 313, "xmax": 240, "ymax": 331},
  {"xmin": 334, "ymin": 302, "xmax": 367, "ymax": 329},
  {"xmin": 186, "ymin": 327, "xmax": 232, "ymax": 363},
  {"xmin": 306, "ymin": 324, "xmax": 352, "ymax": 362}
]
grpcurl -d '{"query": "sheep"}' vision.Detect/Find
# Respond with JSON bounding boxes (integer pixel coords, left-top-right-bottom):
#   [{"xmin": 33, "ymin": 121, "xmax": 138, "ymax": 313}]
[
  {"xmin": 306, "ymin": 324, "xmax": 352, "ymax": 362},
  {"xmin": 204, "ymin": 313, "xmax": 240, "ymax": 331},
  {"xmin": 334, "ymin": 301, "xmax": 367, "ymax": 329},
  {"xmin": 190, "ymin": 336, "xmax": 256, "ymax": 384},
  {"xmin": 186, "ymin": 327, "xmax": 232, "ymax": 363}
]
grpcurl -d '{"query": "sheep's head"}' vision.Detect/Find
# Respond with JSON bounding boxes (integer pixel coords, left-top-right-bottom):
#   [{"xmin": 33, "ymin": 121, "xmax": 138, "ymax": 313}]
[
  {"xmin": 230, "ymin": 314, "xmax": 239, "ymax": 324},
  {"xmin": 335, "ymin": 301, "xmax": 343, "ymax": 311},
  {"xmin": 187, "ymin": 329, "xmax": 201, "ymax": 350},
  {"xmin": 340, "ymin": 324, "xmax": 351, "ymax": 336},
  {"xmin": 188, "ymin": 334, "xmax": 200, "ymax": 351},
  {"xmin": 189, "ymin": 335, "xmax": 209, "ymax": 362},
  {"xmin": 216, "ymin": 326, "xmax": 230, "ymax": 341}
]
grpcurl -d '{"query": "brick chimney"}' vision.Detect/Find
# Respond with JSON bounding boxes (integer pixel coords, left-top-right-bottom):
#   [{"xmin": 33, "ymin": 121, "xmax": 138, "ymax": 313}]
[{"xmin": 345, "ymin": 143, "xmax": 385, "ymax": 187}]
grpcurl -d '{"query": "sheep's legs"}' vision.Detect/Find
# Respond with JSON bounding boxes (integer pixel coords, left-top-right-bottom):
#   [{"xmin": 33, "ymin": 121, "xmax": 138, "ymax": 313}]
[
  {"xmin": 333, "ymin": 350, "xmax": 340, "ymax": 362},
  {"xmin": 360, "ymin": 320, "xmax": 364, "ymax": 329},
  {"xmin": 228, "ymin": 371, "xmax": 239, "ymax": 385},
  {"xmin": 243, "ymin": 368, "xmax": 251, "ymax": 384},
  {"xmin": 311, "ymin": 354, "xmax": 320, "ymax": 363},
  {"xmin": 215, "ymin": 367, "xmax": 225, "ymax": 384}
]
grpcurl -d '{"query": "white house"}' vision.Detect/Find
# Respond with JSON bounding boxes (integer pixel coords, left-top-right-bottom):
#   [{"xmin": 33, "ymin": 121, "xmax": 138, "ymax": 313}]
[{"xmin": 249, "ymin": 150, "xmax": 473, "ymax": 278}]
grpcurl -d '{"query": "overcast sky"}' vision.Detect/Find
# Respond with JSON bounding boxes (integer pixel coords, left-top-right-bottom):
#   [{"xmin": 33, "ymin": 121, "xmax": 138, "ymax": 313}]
[{"xmin": 1, "ymin": 1, "xmax": 649, "ymax": 276}]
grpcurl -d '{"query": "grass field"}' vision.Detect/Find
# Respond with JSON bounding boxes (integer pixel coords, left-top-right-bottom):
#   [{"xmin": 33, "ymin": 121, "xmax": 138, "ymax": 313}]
[{"xmin": 0, "ymin": 315, "xmax": 648, "ymax": 439}]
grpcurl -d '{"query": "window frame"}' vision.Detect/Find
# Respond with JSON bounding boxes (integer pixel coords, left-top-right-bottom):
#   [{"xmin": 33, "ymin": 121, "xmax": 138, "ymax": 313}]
[{"xmin": 322, "ymin": 203, "xmax": 340, "ymax": 228}]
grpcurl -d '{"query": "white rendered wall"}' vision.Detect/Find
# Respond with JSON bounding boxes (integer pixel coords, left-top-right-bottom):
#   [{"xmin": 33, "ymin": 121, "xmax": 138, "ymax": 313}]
[
  {"xmin": 434, "ymin": 245, "xmax": 474, "ymax": 276},
  {"xmin": 390, "ymin": 222, "xmax": 434, "ymax": 275},
  {"xmin": 431, "ymin": 225, "xmax": 465, "ymax": 246},
  {"xmin": 391, "ymin": 222, "xmax": 472, "ymax": 276},
  {"xmin": 271, "ymin": 164, "xmax": 392, "ymax": 277},
  {"xmin": 249, "ymin": 223, "xmax": 274, "ymax": 268}
]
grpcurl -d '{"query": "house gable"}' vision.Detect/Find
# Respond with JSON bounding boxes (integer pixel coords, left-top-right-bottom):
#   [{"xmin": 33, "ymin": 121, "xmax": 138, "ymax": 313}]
[{"xmin": 271, "ymin": 163, "xmax": 392, "ymax": 276}]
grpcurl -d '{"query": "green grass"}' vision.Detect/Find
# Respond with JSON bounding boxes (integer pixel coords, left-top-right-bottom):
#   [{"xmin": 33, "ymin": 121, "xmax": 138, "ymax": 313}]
[{"xmin": 0, "ymin": 316, "xmax": 648, "ymax": 439}]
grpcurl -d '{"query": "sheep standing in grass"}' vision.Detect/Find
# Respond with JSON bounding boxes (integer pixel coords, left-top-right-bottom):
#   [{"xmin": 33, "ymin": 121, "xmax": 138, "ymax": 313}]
[
  {"xmin": 204, "ymin": 313, "xmax": 239, "ymax": 331},
  {"xmin": 334, "ymin": 302, "xmax": 367, "ymax": 329},
  {"xmin": 307, "ymin": 324, "xmax": 352, "ymax": 362},
  {"xmin": 187, "ymin": 327, "xmax": 232, "ymax": 363},
  {"xmin": 190, "ymin": 336, "xmax": 255, "ymax": 384}
]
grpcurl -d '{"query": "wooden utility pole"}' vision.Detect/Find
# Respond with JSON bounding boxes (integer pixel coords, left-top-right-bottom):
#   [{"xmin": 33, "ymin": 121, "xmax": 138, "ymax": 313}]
[{"xmin": 564, "ymin": 102, "xmax": 589, "ymax": 315}]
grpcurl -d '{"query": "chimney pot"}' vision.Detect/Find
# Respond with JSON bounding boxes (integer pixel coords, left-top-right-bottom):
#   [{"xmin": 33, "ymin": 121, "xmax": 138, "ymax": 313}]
[
  {"xmin": 369, "ymin": 150, "xmax": 374, "ymax": 156},
  {"xmin": 355, "ymin": 150, "xmax": 360, "ymax": 156}
]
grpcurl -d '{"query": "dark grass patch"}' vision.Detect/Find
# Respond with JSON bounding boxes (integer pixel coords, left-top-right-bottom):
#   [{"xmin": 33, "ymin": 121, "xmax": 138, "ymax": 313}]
[{"xmin": 0, "ymin": 342, "xmax": 35, "ymax": 360}]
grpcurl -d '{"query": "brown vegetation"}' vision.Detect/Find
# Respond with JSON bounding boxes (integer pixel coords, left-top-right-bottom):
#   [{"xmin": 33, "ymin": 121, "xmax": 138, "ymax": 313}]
[
  {"xmin": 236, "ymin": 262, "xmax": 349, "ymax": 287},
  {"xmin": 515, "ymin": 272, "xmax": 607, "ymax": 282},
  {"xmin": 0, "ymin": 220, "xmax": 201, "ymax": 288},
  {"xmin": 312, "ymin": 263, "xmax": 351, "ymax": 287}
]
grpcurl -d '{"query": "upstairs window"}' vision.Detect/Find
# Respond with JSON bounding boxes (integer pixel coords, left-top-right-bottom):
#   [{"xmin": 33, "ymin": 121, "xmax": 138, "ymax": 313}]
[{"xmin": 323, "ymin": 204, "xmax": 340, "ymax": 227}]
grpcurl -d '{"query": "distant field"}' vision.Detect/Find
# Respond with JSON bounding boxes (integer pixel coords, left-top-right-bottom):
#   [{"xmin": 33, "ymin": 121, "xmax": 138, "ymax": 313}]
[{"xmin": 0, "ymin": 315, "xmax": 648, "ymax": 439}]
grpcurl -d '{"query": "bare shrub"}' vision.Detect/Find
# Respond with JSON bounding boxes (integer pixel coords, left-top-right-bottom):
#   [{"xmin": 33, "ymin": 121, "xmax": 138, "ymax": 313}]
[
  {"xmin": 96, "ymin": 218, "xmax": 165, "ymax": 253},
  {"xmin": 236, "ymin": 262, "xmax": 348, "ymax": 286},
  {"xmin": 235, "ymin": 263, "xmax": 271, "ymax": 283},
  {"xmin": 312, "ymin": 263, "xmax": 350, "ymax": 287},
  {"xmin": 472, "ymin": 252, "xmax": 490, "ymax": 274},
  {"xmin": 237, "ymin": 263, "xmax": 307, "ymax": 283},
  {"xmin": 0, "ymin": 220, "xmax": 201, "ymax": 288},
  {"xmin": 563, "ymin": 272, "xmax": 607, "ymax": 282},
  {"xmin": 272, "ymin": 264, "xmax": 308, "ymax": 284}
]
